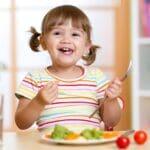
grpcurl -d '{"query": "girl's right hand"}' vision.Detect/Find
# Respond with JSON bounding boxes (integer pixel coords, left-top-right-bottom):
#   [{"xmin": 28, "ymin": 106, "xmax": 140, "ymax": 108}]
[{"xmin": 35, "ymin": 82, "xmax": 58, "ymax": 105}]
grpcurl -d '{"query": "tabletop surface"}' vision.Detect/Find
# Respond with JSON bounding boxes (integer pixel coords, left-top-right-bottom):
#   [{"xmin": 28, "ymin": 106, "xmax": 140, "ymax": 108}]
[{"xmin": 1, "ymin": 130, "xmax": 150, "ymax": 150}]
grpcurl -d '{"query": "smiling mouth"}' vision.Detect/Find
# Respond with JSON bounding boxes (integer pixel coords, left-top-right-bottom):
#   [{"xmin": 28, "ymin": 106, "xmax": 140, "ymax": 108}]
[{"xmin": 58, "ymin": 47, "xmax": 73, "ymax": 54}]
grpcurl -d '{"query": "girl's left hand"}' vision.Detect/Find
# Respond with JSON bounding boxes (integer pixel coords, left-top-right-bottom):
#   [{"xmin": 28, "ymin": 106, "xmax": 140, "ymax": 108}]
[{"xmin": 105, "ymin": 77, "xmax": 122, "ymax": 99}]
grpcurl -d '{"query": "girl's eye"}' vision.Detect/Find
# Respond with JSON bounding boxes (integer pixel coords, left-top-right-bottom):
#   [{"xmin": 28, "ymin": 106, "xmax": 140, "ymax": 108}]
[
  {"xmin": 53, "ymin": 31, "xmax": 61, "ymax": 35},
  {"xmin": 72, "ymin": 33, "xmax": 80, "ymax": 37}
]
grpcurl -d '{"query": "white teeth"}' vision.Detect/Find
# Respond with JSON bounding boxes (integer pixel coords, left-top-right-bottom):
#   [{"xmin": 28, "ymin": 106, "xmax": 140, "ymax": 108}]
[{"xmin": 63, "ymin": 47, "xmax": 69, "ymax": 51}]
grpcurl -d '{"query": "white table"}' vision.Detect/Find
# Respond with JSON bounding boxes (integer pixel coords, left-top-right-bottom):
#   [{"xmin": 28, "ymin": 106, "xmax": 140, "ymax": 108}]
[{"xmin": 1, "ymin": 130, "xmax": 150, "ymax": 150}]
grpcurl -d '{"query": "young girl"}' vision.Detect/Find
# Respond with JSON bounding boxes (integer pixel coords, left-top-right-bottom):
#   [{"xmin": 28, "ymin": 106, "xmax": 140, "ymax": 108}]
[{"xmin": 15, "ymin": 5, "xmax": 123, "ymax": 134}]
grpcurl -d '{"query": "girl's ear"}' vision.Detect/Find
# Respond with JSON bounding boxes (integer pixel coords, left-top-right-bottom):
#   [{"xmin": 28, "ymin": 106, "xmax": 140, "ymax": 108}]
[
  {"xmin": 85, "ymin": 41, "xmax": 92, "ymax": 52},
  {"xmin": 87, "ymin": 39, "xmax": 92, "ymax": 47},
  {"xmin": 83, "ymin": 42, "xmax": 91, "ymax": 57},
  {"xmin": 40, "ymin": 36, "xmax": 47, "ymax": 50}
]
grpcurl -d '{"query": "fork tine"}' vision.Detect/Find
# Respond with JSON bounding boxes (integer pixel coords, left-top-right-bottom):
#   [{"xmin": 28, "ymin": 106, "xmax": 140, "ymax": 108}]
[{"xmin": 121, "ymin": 60, "xmax": 132, "ymax": 81}]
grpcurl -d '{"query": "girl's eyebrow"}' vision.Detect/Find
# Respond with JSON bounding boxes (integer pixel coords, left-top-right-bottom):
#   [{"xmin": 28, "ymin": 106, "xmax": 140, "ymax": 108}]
[
  {"xmin": 73, "ymin": 28, "xmax": 84, "ymax": 32},
  {"xmin": 51, "ymin": 26, "xmax": 84, "ymax": 33},
  {"xmin": 51, "ymin": 26, "xmax": 63, "ymax": 30},
  {"xmin": 70, "ymin": 27, "xmax": 84, "ymax": 34}
]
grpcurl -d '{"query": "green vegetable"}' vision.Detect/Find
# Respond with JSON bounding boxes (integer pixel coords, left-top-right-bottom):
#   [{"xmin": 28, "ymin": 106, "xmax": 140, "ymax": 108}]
[
  {"xmin": 81, "ymin": 128, "xmax": 104, "ymax": 139},
  {"xmin": 51, "ymin": 125, "xmax": 104, "ymax": 140},
  {"xmin": 51, "ymin": 125, "xmax": 72, "ymax": 139},
  {"xmin": 92, "ymin": 128, "xmax": 103, "ymax": 139},
  {"xmin": 80, "ymin": 129, "xmax": 93, "ymax": 139}
]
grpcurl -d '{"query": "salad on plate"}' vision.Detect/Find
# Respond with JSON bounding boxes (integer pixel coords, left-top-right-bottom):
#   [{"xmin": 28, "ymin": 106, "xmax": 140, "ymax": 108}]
[{"xmin": 41, "ymin": 124, "xmax": 120, "ymax": 145}]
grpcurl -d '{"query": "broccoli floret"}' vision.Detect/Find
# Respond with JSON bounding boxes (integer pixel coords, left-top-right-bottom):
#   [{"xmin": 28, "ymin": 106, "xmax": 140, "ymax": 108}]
[
  {"xmin": 51, "ymin": 125, "xmax": 72, "ymax": 139},
  {"xmin": 92, "ymin": 128, "xmax": 103, "ymax": 139},
  {"xmin": 81, "ymin": 128, "xmax": 104, "ymax": 140},
  {"xmin": 80, "ymin": 129, "xmax": 93, "ymax": 139}
]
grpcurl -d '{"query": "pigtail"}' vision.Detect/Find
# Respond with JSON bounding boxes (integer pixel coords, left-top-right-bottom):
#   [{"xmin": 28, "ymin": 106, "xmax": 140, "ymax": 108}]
[
  {"xmin": 82, "ymin": 45, "xmax": 100, "ymax": 65},
  {"xmin": 29, "ymin": 27, "xmax": 41, "ymax": 52}
]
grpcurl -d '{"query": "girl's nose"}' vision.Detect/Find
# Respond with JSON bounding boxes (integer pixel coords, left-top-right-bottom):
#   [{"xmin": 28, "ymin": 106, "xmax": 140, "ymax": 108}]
[{"xmin": 60, "ymin": 34, "xmax": 71, "ymax": 43}]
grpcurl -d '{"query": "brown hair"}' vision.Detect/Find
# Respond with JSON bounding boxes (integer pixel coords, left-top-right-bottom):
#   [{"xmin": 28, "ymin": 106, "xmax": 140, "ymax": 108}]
[{"xmin": 29, "ymin": 5, "xmax": 100, "ymax": 65}]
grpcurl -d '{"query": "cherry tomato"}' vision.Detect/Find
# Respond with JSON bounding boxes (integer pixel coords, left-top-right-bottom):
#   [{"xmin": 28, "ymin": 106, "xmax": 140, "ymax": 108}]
[
  {"xmin": 116, "ymin": 136, "xmax": 130, "ymax": 148},
  {"xmin": 134, "ymin": 130, "xmax": 147, "ymax": 144}
]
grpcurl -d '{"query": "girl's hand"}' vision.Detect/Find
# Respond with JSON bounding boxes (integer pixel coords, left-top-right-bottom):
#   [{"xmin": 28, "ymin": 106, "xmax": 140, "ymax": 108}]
[
  {"xmin": 105, "ymin": 77, "xmax": 122, "ymax": 99},
  {"xmin": 35, "ymin": 82, "xmax": 58, "ymax": 105}
]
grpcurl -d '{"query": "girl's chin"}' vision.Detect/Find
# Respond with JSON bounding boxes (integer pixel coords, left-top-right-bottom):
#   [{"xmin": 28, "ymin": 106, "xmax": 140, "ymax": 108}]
[
  {"xmin": 56, "ymin": 60, "xmax": 77, "ymax": 67},
  {"xmin": 57, "ymin": 58, "xmax": 76, "ymax": 65}
]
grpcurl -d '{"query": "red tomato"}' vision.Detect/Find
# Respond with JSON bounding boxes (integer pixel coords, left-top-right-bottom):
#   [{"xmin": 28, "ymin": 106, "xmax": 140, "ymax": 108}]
[
  {"xmin": 116, "ymin": 136, "xmax": 130, "ymax": 148},
  {"xmin": 134, "ymin": 130, "xmax": 147, "ymax": 144}
]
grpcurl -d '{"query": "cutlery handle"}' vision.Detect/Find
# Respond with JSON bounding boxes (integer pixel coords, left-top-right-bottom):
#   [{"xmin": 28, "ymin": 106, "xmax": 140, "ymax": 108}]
[
  {"xmin": 121, "ymin": 129, "xmax": 135, "ymax": 137},
  {"xmin": 89, "ymin": 96, "xmax": 108, "ymax": 118}
]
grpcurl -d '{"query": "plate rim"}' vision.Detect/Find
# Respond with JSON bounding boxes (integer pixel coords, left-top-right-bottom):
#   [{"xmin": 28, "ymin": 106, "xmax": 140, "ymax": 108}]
[{"xmin": 41, "ymin": 134, "xmax": 118, "ymax": 145}]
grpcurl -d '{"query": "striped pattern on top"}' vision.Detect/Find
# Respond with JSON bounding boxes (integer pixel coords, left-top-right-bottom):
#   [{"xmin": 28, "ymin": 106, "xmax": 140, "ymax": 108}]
[{"xmin": 15, "ymin": 66, "xmax": 110, "ymax": 133}]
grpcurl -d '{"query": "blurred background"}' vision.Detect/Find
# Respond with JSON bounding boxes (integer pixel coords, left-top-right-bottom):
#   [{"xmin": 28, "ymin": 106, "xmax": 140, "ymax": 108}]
[{"xmin": 0, "ymin": 0, "xmax": 150, "ymax": 131}]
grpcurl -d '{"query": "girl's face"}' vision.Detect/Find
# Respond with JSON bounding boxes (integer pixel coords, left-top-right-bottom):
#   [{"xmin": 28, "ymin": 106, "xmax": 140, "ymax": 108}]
[{"xmin": 43, "ymin": 20, "xmax": 91, "ymax": 68}]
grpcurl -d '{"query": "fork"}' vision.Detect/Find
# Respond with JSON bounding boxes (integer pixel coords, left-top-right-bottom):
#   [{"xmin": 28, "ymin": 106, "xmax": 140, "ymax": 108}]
[
  {"xmin": 121, "ymin": 129, "xmax": 135, "ymax": 137},
  {"xmin": 89, "ymin": 60, "xmax": 132, "ymax": 118}
]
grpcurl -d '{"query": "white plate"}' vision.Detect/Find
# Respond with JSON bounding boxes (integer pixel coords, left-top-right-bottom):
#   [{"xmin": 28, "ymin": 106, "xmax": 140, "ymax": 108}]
[{"xmin": 41, "ymin": 134, "xmax": 119, "ymax": 145}]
